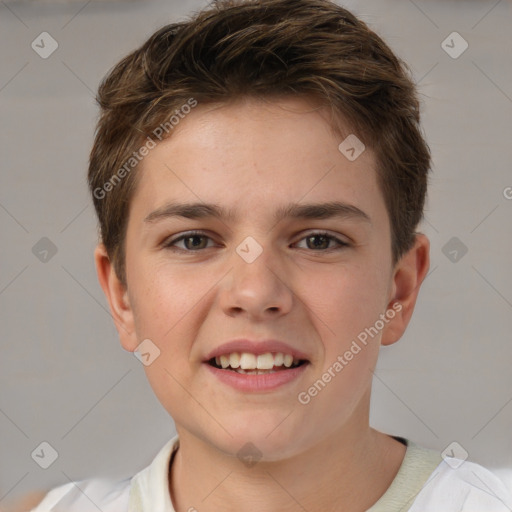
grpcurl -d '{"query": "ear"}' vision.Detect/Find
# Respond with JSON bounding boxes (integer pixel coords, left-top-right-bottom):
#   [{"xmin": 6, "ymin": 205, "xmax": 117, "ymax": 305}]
[
  {"xmin": 94, "ymin": 243, "xmax": 139, "ymax": 352},
  {"xmin": 380, "ymin": 233, "xmax": 430, "ymax": 346}
]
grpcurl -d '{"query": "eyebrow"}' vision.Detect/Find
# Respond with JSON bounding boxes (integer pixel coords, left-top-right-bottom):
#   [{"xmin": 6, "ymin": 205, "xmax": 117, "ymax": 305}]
[{"xmin": 144, "ymin": 201, "xmax": 371, "ymax": 224}]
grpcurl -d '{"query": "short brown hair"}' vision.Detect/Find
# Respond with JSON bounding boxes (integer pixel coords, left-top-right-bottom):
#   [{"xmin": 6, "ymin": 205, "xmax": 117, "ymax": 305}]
[{"xmin": 88, "ymin": 0, "xmax": 430, "ymax": 285}]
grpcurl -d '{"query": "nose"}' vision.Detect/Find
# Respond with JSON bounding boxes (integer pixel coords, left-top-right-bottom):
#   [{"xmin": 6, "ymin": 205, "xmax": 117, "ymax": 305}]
[{"xmin": 218, "ymin": 243, "xmax": 294, "ymax": 320}]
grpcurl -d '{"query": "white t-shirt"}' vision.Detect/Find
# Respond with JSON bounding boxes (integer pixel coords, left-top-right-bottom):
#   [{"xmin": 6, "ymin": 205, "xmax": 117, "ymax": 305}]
[{"xmin": 30, "ymin": 435, "xmax": 512, "ymax": 512}]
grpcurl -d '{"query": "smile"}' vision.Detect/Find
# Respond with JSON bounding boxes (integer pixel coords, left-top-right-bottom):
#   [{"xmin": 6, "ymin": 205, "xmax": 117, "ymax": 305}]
[{"xmin": 208, "ymin": 352, "xmax": 306, "ymax": 374}]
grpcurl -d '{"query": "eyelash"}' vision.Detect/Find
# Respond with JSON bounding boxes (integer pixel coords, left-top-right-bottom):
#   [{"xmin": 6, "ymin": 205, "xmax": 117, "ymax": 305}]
[{"xmin": 163, "ymin": 230, "xmax": 349, "ymax": 252}]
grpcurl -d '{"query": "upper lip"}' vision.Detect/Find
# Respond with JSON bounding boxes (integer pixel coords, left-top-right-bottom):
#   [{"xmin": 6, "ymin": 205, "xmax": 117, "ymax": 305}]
[{"xmin": 203, "ymin": 339, "xmax": 310, "ymax": 362}]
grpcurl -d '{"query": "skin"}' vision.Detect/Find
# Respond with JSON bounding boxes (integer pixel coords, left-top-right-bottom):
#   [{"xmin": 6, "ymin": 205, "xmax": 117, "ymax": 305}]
[
  {"xmin": 96, "ymin": 96, "xmax": 430, "ymax": 512},
  {"xmin": 5, "ymin": 491, "xmax": 48, "ymax": 512}
]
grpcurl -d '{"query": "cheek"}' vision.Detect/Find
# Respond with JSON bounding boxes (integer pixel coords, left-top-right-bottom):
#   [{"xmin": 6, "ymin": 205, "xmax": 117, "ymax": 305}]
[
  {"xmin": 129, "ymin": 261, "xmax": 203, "ymax": 334},
  {"xmin": 129, "ymin": 265, "xmax": 209, "ymax": 406},
  {"xmin": 295, "ymin": 266, "xmax": 385, "ymax": 428},
  {"xmin": 302, "ymin": 260, "xmax": 389, "ymax": 345}
]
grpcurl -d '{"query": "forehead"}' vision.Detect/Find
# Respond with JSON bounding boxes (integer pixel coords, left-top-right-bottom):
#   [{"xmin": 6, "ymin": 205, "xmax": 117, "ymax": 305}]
[{"xmin": 132, "ymin": 97, "xmax": 385, "ymax": 226}]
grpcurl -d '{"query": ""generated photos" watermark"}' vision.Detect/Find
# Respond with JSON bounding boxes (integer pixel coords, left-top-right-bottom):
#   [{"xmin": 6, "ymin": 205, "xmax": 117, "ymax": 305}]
[{"xmin": 93, "ymin": 98, "xmax": 198, "ymax": 200}]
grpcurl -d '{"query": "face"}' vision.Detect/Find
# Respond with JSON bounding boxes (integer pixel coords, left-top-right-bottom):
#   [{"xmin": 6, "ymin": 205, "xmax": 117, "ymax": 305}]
[{"xmin": 97, "ymin": 96, "xmax": 428, "ymax": 461}]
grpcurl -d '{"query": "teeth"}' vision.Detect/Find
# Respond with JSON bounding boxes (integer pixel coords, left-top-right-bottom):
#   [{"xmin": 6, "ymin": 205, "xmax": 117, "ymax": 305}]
[
  {"xmin": 229, "ymin": 353, "xmax": 241, "ymax": 369},
  {"xmin": 212, "ymin": 351, "xmax": 302, "ymax": 371},
  {"xmin": 235, "ymin": 368, "xmax": 277, "ymax": 375},
  {"xmin": 256, "ymin": 353, "xmax": 274, "ymax": 370},
  {"xmin": 239, "ymin": 353, "xmax": 257, "ymax": 370},
  {"xmin": 283, "ymin": 354, "xmax": 294, "ymax": 368}
]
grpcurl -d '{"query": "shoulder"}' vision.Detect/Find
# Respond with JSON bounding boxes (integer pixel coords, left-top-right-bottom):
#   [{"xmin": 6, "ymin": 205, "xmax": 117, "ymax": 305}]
[
  {"xmin": 410, "ymin": 456, "xmax": 512, "ymax": 512},
  {"xmin": 27, "ymin": 436, "xmax": 179, "ymax": 512},
  {"xmin": 5, "ymin": 491, "xmax": 48, "ymax": 512},
  {"xmin": 28, "ymin": 477, "xmax": 130, "ymax": 512}
]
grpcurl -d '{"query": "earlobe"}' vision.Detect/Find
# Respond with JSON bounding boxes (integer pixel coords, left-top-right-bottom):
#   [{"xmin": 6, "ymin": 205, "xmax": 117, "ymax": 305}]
[
  {"xmin": 94, "ymin": 244, "xmax": 139, "ymax": 352},
  {"xmin": 380, "ymin": 234, "xmax": 430, "ymax": 346}
]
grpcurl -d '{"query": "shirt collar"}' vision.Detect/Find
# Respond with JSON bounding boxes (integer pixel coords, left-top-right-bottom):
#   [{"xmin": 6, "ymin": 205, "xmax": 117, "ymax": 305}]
[
  {"xmin": 128, "ymin": 435, "xmax": 440, "ymax": 512},
  {"xmin": 129, "ymin": 435, "xmax": 180, "ymax": 512}
]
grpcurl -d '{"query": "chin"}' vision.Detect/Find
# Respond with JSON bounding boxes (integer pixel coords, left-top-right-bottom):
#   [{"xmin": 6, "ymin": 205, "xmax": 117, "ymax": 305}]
[{"xmin": 207, "ymin": 419, "xmax": 309, "ymax": 463}]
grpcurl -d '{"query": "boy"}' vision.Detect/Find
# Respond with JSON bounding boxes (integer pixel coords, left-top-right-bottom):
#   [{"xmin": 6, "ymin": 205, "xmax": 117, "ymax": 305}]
[{"xmin": 27, "ymin": 0, "xmax": 512, "ymax": 510}]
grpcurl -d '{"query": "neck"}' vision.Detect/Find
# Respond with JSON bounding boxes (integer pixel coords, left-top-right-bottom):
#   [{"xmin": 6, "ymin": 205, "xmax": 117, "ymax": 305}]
[{"xmin": 169, "ymin": 420, "xmax": 405, "ymax": 512}]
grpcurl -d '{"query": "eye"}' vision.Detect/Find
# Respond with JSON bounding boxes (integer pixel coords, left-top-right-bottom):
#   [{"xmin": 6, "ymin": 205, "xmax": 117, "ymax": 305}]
[
  {"xmin": 163, "ymin": 231, "xmax": 217, "ymax": 251},
  {"xmin": 294, "ymin": 232, "xmax": 349, "ymax": 251},
  {"xmin": 163, "ymin": 230, "xmax": 349, "ymax": 253}
]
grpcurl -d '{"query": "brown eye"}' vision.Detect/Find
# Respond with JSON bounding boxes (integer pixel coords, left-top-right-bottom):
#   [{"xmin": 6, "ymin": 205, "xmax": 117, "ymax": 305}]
[
  {"xmin": 306, "ymin": 234, "xmax": 330, "ymax": 250},
  {"xmin": 295, "ymin": 232, "xmax": 348, "ymax": 251},
  {"xmin": 182, "ymin": 235, "xmax": 209, "ymax": 250},
  {"xmin": 164, "ymin": 231, "xmax": 216, "ymax": 251}
]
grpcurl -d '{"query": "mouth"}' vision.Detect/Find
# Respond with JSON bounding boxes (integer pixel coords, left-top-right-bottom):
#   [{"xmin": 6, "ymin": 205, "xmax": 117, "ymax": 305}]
[{"xmin": 206, "ymin": 352, "xmax": 309, "ymax": 375}]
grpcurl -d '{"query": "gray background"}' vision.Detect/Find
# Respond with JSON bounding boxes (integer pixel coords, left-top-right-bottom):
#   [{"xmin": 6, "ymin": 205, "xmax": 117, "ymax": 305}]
[{"xmin": 1, "ymin": 0, "xmax": 511, "ymax": 505}]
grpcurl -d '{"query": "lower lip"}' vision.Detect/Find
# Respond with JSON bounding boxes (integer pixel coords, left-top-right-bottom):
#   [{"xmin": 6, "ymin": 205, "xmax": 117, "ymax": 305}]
[{"xmin": 204, "ymin": 363, "xmax": 309, "ymax": 392}]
